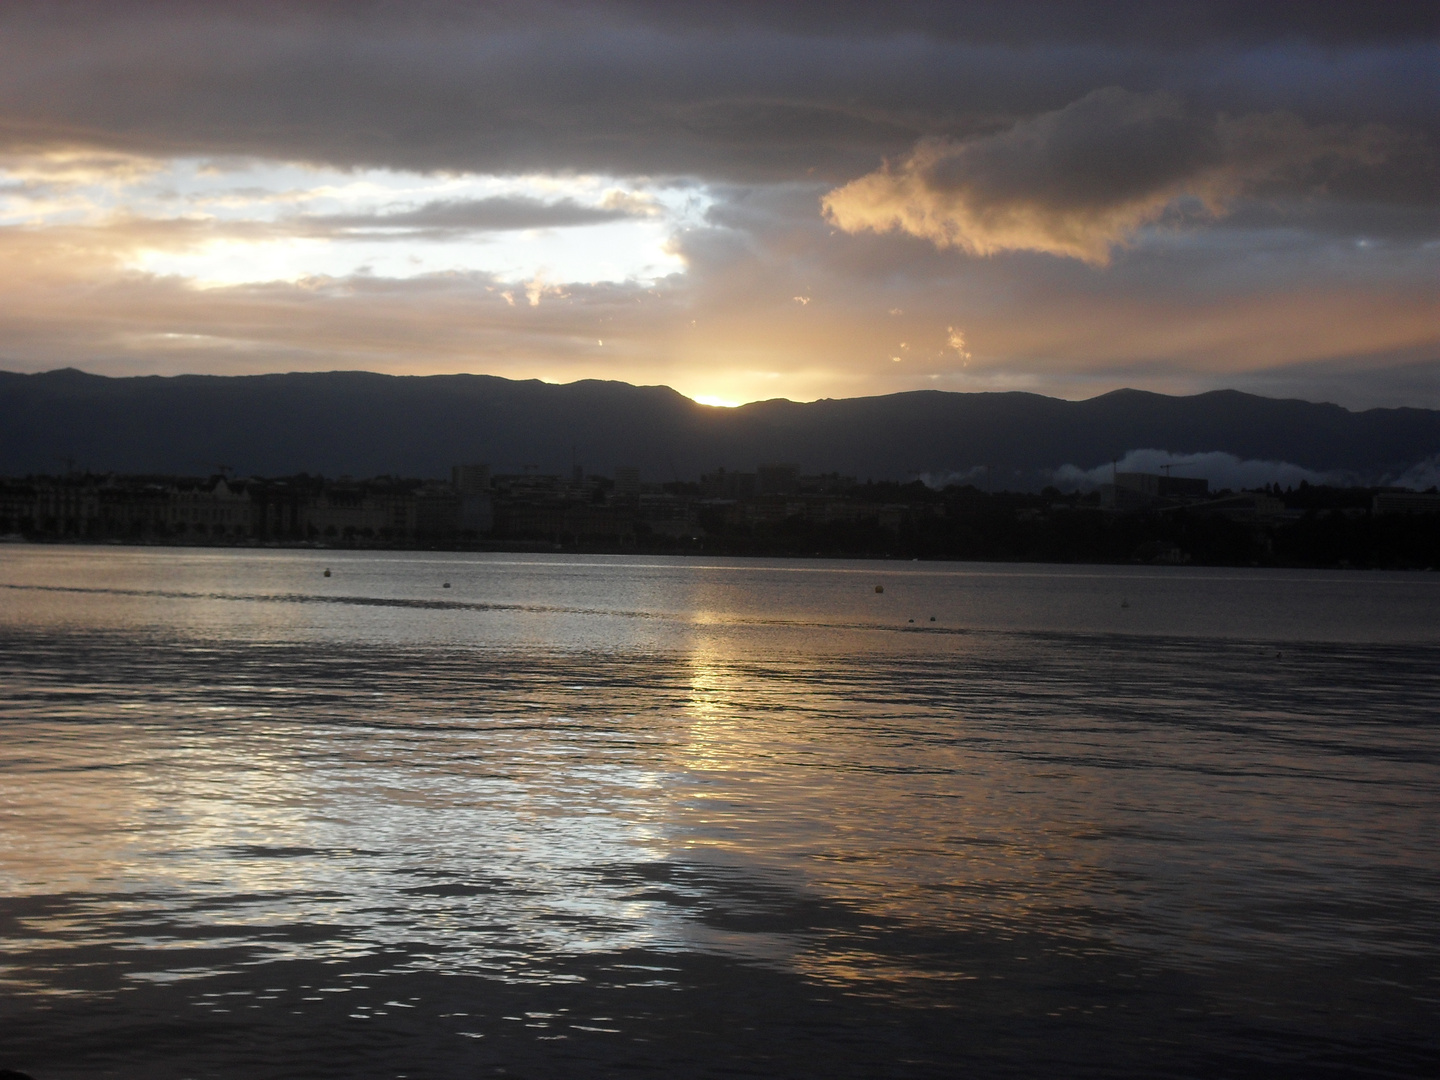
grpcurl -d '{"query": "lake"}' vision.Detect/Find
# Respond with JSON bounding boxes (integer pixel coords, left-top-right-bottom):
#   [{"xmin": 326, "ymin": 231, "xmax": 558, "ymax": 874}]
[{"xmin": 2, "ymin": 546, "xmax": 1438, "ymax": 1078}]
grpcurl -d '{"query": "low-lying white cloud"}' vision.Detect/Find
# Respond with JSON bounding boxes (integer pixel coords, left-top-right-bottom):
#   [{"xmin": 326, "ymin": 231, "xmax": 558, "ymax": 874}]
[
  {"xmin": 1054, "ymin": 449, "xmax": 1339, "ymax": 491},
  {"xmin": 1394, "ymin": 454, "xmax": 1440, "ymax": 492}
]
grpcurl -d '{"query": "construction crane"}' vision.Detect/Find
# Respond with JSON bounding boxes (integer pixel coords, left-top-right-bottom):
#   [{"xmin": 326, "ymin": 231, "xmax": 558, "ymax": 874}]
[{"xmin": 1159, "ymin": 460, "xmax": 1198, "ymax": 476}]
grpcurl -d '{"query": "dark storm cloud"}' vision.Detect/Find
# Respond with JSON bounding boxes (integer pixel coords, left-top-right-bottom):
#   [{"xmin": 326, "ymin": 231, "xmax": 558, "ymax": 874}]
[
  {"xmin": 610, "ymin": 1, "xmax": 1440, "ymax": 47},
  {"xmin": 0, "ymin": 1, "xmax": 1433, "ymax": 183}
]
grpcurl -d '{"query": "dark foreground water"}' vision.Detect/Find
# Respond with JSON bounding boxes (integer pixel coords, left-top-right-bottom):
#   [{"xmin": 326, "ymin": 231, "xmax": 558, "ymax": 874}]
[{"xmin": 1, "ymin": 547, "xmax": 1438, "ymax": 1079}]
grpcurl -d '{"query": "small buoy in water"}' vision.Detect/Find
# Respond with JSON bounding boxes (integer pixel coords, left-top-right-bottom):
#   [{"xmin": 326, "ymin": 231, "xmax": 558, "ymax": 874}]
[
  {"xmin": 1120, "ymin": 597, "xmax": 1129, "ymax": 608},
  {"xmin": 1275, "ymin": 651, "xmax": 1282, "ymax": 659},
  {"xmin": 323, "ymin": 568, "xmax": 331, "ymax": 577},
  {"xmin": 908, "ymin": 618, "xmax": 914, "ymax": 623},
  {"xmin": 875, "ymin": 585, "xmax": 884, "ymax": 593},
  {"xmin": 929, "ymin": 616, "xmax": 936, "ymax": 622},
  {"xmin": 443, "ymin": 582, "xmax": 451, "ymax": 588}
]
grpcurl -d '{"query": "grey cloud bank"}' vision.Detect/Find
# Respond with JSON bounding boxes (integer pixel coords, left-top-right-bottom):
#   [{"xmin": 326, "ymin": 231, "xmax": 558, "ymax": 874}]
[
  {"xmin": 2, "ymin": 2, "xmax": 1434, "ymax": 182},
  {"xmin": 296, "ymin": 196, "xmax": 647, "ymax": 239}
]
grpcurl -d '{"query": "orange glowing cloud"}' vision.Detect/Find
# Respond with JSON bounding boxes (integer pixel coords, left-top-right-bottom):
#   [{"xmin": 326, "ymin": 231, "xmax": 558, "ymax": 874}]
[{"xmin": 823, "ymin": 89, "xmax": 1407, "ymax": 264}]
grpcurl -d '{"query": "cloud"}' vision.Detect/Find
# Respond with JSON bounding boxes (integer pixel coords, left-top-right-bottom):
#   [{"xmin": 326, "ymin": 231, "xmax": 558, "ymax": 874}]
[
  {"xmin": 822, "ymin": 88, "xmax": 1423, "ymax": 263},
  {"xmin": 1052, "ymin": 447, "xmax": 1440, "ymax": 491},
  {"xmin": 1394, "ymin": 455, "xmax": 1440, "ymax": 491},
  {"xmin": 1054, "ymin": 449, "xmax": 1338, "ymax": 491},
  {"xmin": 0, "ymin": 4, "xmax": 1435, "ymax": 408},
  {"xmin": 612, "ymin": 1, "xmax": 1440, "ymax": 48},
  {"xmin": 297, "ymin": 196, "xmax": 645, "ymax": 239},
  {"xmin": 0, "ymin": 162, "xmax": 1435, "ymax": 409},
  {"xmin": 921, "ymin": 446, "xmax": 1440, "ymax": 493},
  {"xmin": 0, "ymin": 4, "xmax": 1433, "ymax": 182}
]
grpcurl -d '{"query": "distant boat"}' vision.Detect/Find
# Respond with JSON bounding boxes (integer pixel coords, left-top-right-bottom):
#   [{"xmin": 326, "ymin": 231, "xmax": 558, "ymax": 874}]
[{"xmin": 1120, "ymin": 597, "xmax": 1130, "ymax": 609}]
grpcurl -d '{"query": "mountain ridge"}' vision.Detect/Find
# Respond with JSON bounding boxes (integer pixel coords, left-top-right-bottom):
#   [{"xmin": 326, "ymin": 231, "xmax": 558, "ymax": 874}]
[{"xmin": 2, "ymin": 368, "xmax": 1438, "ymax": 484}]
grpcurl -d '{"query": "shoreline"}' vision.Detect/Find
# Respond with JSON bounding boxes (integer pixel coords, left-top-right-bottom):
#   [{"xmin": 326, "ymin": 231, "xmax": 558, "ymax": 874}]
[{"xmin": 3, "ymin": 534, "xmax": 1435, "ymax": 572}]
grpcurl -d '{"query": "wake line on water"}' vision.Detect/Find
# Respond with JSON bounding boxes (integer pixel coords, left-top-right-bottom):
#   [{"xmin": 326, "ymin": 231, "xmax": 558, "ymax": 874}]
[{"xmin": 0, "ymin": 582, "xmax": 973, "ymax": 637}]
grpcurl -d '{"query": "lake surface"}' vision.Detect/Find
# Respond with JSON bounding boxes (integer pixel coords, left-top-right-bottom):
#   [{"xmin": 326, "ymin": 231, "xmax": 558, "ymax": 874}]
[{"xmin": 2, "ymin": 546, "xmax": 1438, "ymax": 1079}]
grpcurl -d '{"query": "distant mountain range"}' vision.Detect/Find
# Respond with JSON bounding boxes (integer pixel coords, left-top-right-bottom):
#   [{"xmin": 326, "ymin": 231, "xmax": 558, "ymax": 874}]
[{"xmin": 3, "ymin": 368, "xmax": 1439, "ymax": 486}]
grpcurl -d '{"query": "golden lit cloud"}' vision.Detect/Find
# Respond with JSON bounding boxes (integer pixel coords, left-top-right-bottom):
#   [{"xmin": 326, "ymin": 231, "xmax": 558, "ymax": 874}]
[{"xmin": 823, "ymin": 89, "xmax": 1411, "ymax": 265}]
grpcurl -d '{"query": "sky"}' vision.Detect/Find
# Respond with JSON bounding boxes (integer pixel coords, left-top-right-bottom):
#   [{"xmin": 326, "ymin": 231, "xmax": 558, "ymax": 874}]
[{"xmin": 0, "ymin": 0, "xmax": 1435, "ymax": 408}]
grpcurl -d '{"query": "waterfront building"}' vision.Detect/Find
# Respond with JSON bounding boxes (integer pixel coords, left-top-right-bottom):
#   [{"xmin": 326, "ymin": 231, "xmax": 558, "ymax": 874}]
[
  {"xmin": 1372, "ymin": 491, "xmax": 1440, "ymax": 515},
  {"xmin": 613, "ymin": 466, "xmax": 641, "ymax": 497}
]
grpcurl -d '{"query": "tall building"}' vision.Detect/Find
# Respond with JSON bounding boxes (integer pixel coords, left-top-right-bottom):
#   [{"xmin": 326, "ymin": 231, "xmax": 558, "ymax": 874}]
[
  {"xmin": 452, "ymin": 463, "xmax": 491, "ymax": 494},
  {"xmin": 756, "ymin": 463, "xmax": 800, "ymax": 496},
  {"xmin": 613, "ymin": 466, "xmax": 641, "ymax": 496}
]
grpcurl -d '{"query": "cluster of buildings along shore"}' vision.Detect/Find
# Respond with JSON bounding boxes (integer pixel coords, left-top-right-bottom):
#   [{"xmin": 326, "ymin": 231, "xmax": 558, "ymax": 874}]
[{"xmin": 1, "ymin": 463, "xmax": 1436, "ymax": 546}]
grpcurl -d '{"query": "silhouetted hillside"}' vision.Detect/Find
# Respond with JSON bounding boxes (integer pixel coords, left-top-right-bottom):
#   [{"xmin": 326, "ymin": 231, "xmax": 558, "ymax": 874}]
[{"xmin": 2, "ymin": 368, "xmax": 1438, "ymax": 483}]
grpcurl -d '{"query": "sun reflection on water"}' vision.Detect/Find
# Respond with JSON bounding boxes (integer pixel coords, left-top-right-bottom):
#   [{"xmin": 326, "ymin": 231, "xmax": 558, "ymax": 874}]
[{"xmin": 1, "ymin": 547, "xmax": 1438, "ymax": 1067}]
